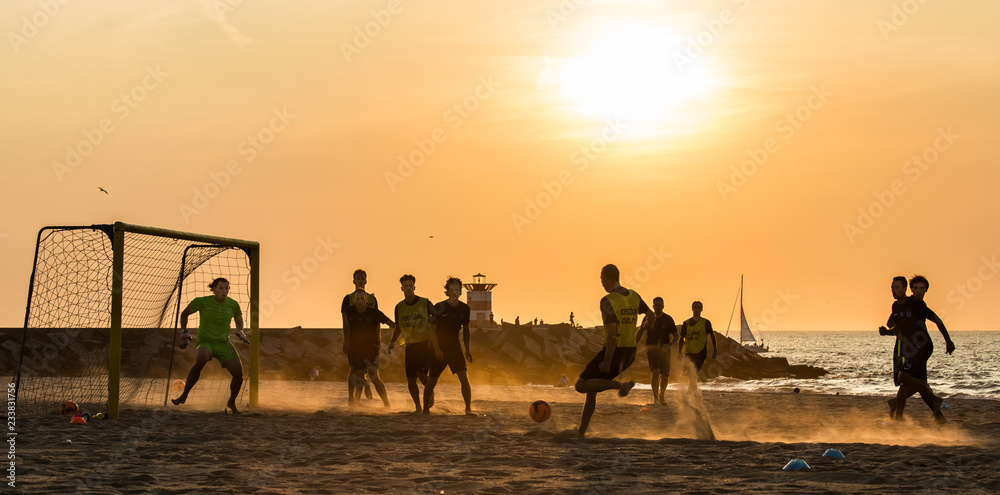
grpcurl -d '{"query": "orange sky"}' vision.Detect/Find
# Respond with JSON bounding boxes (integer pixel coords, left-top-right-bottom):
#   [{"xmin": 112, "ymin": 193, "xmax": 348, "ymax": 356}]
[{"xmin": 2, "ymin": 0, "xmax": 998, "ymax": 331}]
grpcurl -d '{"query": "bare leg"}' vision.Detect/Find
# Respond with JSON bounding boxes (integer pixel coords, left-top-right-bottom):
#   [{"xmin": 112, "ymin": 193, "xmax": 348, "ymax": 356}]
[
  {"xmin": 659, "ymin": 371, "xmax": 669, "ymax": 403},
  {"xmin": 423, "ymin": 376, "xmax": 439, "ymax": 414},
  {"xmin": 223, "ymin": 357, "xmax": 244, "ymax": 415},
  {"xmin": 347, "ymin": 370, "xmax": 356, "ymax": 406},
  {"xmin": 578, "ymin": 392, "xmax": 598, "ymax": 437},
  {"xmin": 173, "ymin": 346, "xmax": 212, "ymax": 405},
  {"xmin": 368, "ymin": 368, "xmax": 390, "ymax": 407},
  {"xmin": 898, "ymin": 372, "xmax": 942, "ymax": 420},
  {"xmin": 650, "ymin": 370, "xmax": 660, "ymax": 403},
  {"xmin": 575, "ymin": 378, "xmax": 634, "ymax": 396},
  {"xmin": 406, "ymin": 377, "xmax": 422, "ymax": 413},
  {"xmin": 456, "ymin": 370, "xmax": 473, "ymax": 415}
]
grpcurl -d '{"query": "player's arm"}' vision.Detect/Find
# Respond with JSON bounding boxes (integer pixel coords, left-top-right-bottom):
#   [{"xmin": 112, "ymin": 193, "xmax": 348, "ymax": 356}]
[
  {"xmin": 378, "ymin": 311, "xmax": 394, "ymax": 346},
  {"xmin": 233, "ymin": 315, "xmax": 249, "ymax": 343},
  {"xmin": 927, "ymin": 309, "xmax": 955, "ymax": 354},
  {"xmin": 707, "ymin": 320, "xmax": 718, "ymax": 359},
  {"xmin": 678, "ymin": 322, "xmax": 687, "ymax": 357},
  {"xmin": 388, "ymin": 306, "xmax": 402, "ymax": 351},
  {"xmin": 178, "ymin": 305, "xmax": 196, "ymax": 346},
  {"xmin": 665, "ymin": 317, "xmax": 678, "ymax": 348},
  {"xmin": 180, "ymin": 305, "xmax": 194, "ymax": 330}
]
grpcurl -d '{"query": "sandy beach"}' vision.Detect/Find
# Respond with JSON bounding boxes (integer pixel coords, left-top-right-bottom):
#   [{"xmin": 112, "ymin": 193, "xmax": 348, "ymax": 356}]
[{"xmin": 13, "ymin": 381, "xmax": 1000, "ymax": 494}]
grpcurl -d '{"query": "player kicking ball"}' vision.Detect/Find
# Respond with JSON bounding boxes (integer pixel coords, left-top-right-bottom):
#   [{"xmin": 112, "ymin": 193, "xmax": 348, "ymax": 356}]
[{"xmin": 172, "ymin": 277, "xmax": 249, "ymax": 414}]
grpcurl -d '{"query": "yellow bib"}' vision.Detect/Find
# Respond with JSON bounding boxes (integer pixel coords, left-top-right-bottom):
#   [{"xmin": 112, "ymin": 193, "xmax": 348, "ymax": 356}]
[
  {"xmin": 604, "ymin": 290, "xmax": 640, "ymax": 347},
  {"xmin": 395, "ymin": 297, "xmax": 430, "ymax": 344},
  {"xmin": 682, "ymin": 318, "xmax": 708, "ymax": 354}
]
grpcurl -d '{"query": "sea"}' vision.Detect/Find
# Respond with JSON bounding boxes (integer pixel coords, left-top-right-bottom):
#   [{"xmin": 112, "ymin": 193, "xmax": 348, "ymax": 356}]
[{"xmin": 684, "ymin": 330, "xmax": 1000, "ymax": 400}]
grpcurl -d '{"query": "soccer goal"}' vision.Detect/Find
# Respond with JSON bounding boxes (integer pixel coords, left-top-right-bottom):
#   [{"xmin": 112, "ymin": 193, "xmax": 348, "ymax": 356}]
[{"xmin": 14, "ymin": 222, "xmax": 259, "ymax": 419}]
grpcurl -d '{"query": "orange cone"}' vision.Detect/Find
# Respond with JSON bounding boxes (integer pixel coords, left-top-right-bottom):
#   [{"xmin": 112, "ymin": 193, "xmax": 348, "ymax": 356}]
[{"xmin": 70, "ymin": 414, "xmax": 87, "ymax": 424}]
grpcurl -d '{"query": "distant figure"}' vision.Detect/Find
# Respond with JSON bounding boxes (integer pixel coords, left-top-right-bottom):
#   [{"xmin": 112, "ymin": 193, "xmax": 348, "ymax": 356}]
[
  {"xmin": 172, "ymin": 277, "xmax": 248, "ymax": 414},
  {"xmin": 342, "ymin": 269, "xmax": 377, "ymax": 403},
  {"xmin": 679, "ymin": 301, "xmax": 717, "ymax": 378},
  {"xmin": 574, "ymin": 264, "xmax": 654, "ymax": 437},
  {"xmin": 490, "ymin": 311, "xmax": 495, "ymax": 324},
  {"xmin": 557, "ymin": 374, "xmax": 569, "ymax": 387},
  {"xmin": 539, "ymin": 319, "xmax": 544, "ymax": 325},
  {"xmin": 309, "ymin": 366, "xmax": 320, "ymax": 381},
  {"xmin": 426, "ymin": 277, "xmax": 475, "ymax": 415},
  {"xmin": 533, "ymin": 318, "xmax": 538, "ymax": 325},
  {"xmin": 343, "ymin": 289, "xmax": 394, "ymax": 407},
  {"xmin": 569, "ymin": 312, "xmax": 575, "ymax": 326},
  {"xmin": 636, "ymin": 296, "xmax": 677, "ymax": 404},
  {"xmin": 880, "ymin": 275, "xmax": 954, "ymax": 423},
  {"xmin": 515, "ymin": 316, "xmax": 520, "ymax": 326},
  {"xmin": 387, "ymin": 274, "xmax": 434, "ymax": 413}
]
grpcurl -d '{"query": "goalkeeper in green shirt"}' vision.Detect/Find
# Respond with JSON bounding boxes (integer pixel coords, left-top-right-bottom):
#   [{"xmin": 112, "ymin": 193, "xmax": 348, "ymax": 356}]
[{"xmin": 172, "ymin": 277, "xmax": 248, "ymax": 414}]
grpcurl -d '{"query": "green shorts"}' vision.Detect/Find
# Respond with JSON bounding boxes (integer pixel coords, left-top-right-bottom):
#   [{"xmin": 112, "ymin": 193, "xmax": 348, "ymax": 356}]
[{"xmin": 197, "ymin": 340, "xmax": 241, "ymax": 366}]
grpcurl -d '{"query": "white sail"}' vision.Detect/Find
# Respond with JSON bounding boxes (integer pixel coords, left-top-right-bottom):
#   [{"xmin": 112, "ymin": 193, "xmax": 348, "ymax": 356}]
[{"xmin": 740, "ymin": 304, "xmax": 755, "ymax": 343}]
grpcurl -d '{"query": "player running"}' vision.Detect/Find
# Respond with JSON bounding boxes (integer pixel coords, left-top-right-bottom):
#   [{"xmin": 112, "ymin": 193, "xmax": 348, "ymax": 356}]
[
  {"xmin": 172, "ymin": 277, "xmax": 249, "ymax": 414},
  {"xmin": 679, "ymin": 301, "xmax": 717, "ymax": 378},
  {"xmin": 387, "ymin": 274, "xmax": 434, "ymax": 413},
  {"xmin": 879, "ymin": 275, "xmax": 955, "ymax": 423},
  {"xmin": 425, "ymin": 277, "xmax": 475, "ymax": 415},
  {"xmin": 636, "ymin": 296, "xmax": 678, "ymax": 405}
]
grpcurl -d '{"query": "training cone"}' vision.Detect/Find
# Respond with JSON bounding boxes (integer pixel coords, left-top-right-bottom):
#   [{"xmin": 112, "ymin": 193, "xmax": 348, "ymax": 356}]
[
  {"xmin": 823, "ymin": 448, "xmax": 845, "ymax": 459},
  {"xmin": 782, "ymin": 459, "xmax": 810, "ymax": 471},
  {"xmin": 70, "ymin": 414, "xmax": 87, "ymax": 424}
]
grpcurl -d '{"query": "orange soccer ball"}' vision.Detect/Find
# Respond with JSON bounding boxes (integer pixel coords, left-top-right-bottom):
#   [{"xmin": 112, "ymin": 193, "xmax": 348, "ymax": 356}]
[
  {"xmin": 61, "ymin": 400, "xmax": 79, "ymax": 415},
  {"xmin": 529, "ymin": 400, "xmax": 551, "ymax": 422}
]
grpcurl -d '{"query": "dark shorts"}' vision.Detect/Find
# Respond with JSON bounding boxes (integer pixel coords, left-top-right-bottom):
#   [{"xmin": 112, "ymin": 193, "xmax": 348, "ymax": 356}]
[
  {"xmin": 348, "ymin": 346, "xmax": 379, "ymax": 372},
  {"xmin": 684, "ymin": 348, "xmax": 708, "ymax": 373},
  {"xmin": 404, "ymin": 341, "xmax": 432, "ymax": 379},
  {"xmin": 429, "ymin": 341, "xmax": 466, "ymax": 378},
  {"xmin": 895, "ymin": 341, "xmax": 933, "ymax": 385},
  {"xmin": 579, "ymin": 347, "xmax": 637, "ymax": 381},
  {"xmin": 647, "ymin": 345, "xmax": 671, "ymax": 372}
]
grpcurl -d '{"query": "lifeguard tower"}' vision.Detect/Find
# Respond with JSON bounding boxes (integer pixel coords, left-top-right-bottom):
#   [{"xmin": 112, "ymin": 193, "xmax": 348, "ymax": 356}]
[{"xmin": 464, "ymin": 273, "xmax": 497, "ymax": 327}]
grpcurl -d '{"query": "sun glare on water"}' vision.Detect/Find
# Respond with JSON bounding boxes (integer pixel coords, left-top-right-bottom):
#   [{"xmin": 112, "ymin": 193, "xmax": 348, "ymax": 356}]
[{"xmin": 557, "ymin": 22, "xmax": 716, "ymax": 137}]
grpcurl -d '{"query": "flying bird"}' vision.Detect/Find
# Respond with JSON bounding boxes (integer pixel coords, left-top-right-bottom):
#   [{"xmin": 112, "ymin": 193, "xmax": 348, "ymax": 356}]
[{"xmin": 98, "ymin": 187, "xmax": 109, "ymax": 194}]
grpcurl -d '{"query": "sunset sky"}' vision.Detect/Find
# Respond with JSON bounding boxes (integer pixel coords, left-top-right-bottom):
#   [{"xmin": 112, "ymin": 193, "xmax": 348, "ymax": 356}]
[{"xmin": 2, "ymin": 0, "xmax": 998, "ymax": 332}]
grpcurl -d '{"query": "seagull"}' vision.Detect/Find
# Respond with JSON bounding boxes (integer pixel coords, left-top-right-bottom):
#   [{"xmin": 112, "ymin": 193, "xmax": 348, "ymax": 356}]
[{"xmin": 98, "ymin": 187, "xmax": 109, "ymax": 194}]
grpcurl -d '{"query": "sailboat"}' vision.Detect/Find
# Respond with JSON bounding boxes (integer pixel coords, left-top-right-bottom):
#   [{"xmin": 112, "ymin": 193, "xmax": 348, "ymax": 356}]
[{"xmin": 728, "ymin": 275, "xmax": 769, "ymax": 353}]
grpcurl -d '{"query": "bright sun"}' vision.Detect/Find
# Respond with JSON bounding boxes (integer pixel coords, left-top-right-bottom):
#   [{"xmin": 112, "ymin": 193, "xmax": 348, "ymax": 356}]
[{"xmin": 557, "ymin": 23, "xmax": 715, "ymax": 134}]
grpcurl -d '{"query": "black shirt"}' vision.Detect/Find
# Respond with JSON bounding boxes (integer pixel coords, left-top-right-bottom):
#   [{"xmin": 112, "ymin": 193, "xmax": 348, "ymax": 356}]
[
  {"xmin": 647, "ymin": 312, "xmax": 677, "ymax": 346},
  {"xmin": 344, "ymin": 306, "xmax": 391, "ymax": 349},
  {"xmin": 430, "ymin": 300, "xmax": 470, "ymax": 344}
]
